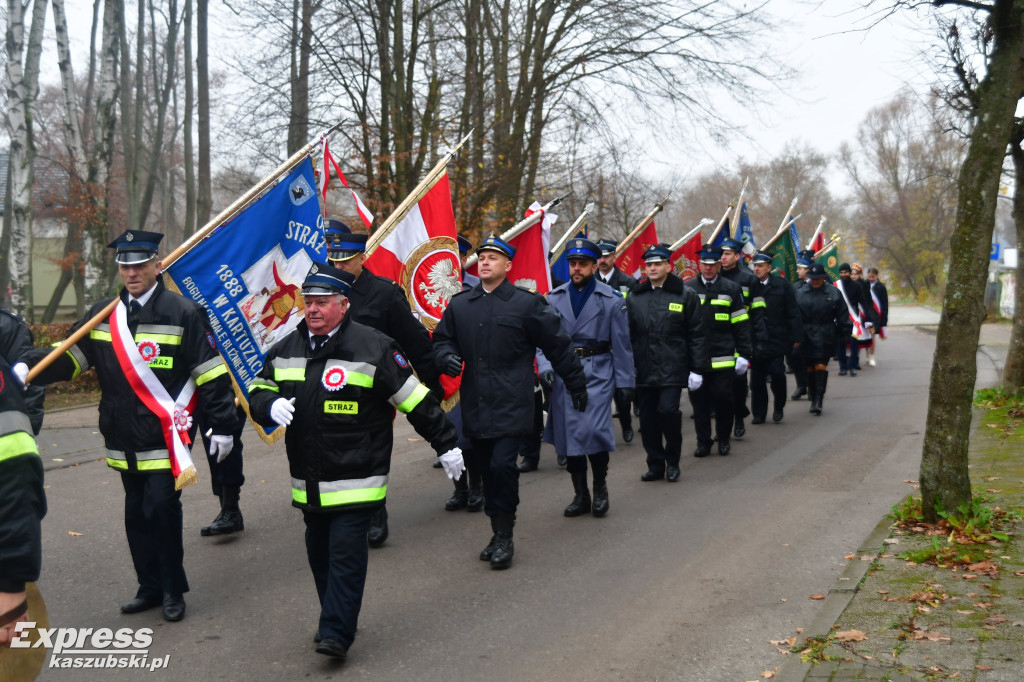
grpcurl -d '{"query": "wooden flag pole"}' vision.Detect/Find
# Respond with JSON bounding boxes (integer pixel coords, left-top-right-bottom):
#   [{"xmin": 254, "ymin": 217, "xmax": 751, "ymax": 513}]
[
  {"xmin": 730, "ymin": 177, "xmax": 749, "ymax": 231},
  {"xmin": 612, "ymin": 199, "xmax": 667, "ymax": 260},
  {"xmin": 667, "ymin": 218, "xmax": 714, "ymax": 253},
  {"xmin": 705, "ymin": 204, "xmax": 734, "ymax": 245},
  {"xmin": 547, "ymin": 203, "xmax": 595, "ymax": 264},
  {"xmin": 761, "ymin": 213, "xmax": 803, "ymax": 250},
  {"xmin": 463, "ymin": 193, "xmax": 570, "ymax": 268},
  {"xmin": 775, "ymin": 196, "xmax": 799, "ymax": 235},
  {"xmin": 814, "ymin": 236, "xmax": 840, "ymax": 260},
  {"xmin": 26, "ymin": 124, "xmax": 343, "ymax": 385},
  {"xmin": 365, "ymin": 131, "xmax": 471, "ymax": 255}
]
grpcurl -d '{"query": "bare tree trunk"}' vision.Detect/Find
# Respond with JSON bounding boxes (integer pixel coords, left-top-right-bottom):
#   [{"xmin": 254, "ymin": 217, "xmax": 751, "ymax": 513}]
[
  {"xmin": 1, "ymin": 154, "xmax": 13, "ymax": 309},
  {"xmin": 3, "ymin": 0, "xmax": 49, "ymax": 320},
  {"xmin": 196, "ymin": 0, "xmax": 211, "ymax": 224},
  {"xmin": 183, "ymin": 0, "xmax": 196, "ymax": 237},
  {"xmin": 919, "ymin": 0, "xmax": 1024, "ymax": 521},
  {"xmin": 1006, "ymin": 121, "xmax": 1024, "ymax": 391},
  {"xmin": 287, "ymin": 0, "xmax": 314, "ymax": 155}
]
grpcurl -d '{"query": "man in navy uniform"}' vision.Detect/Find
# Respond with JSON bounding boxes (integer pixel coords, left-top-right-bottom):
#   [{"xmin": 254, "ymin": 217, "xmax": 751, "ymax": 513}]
[
  {"xmin": 30, "ymin": 230, "xmax": 237, "ymax": 622},
  {"xmin": 627, "ymin": 244, "xmax": 707, "ymax": 482},
  {"xmin": 434, "ymin": 234, "xmax": 587, "ymax": 569},
  {"xmin": 749, "ymin": 251, "xmax": 803, "ymax": 424},
  {"xmin": 539, "ymin": 238, "xmax": 634, "ymax": 516},
  {"xmin": 685, "ymin": 245, "xmax": 751, "ymax": 457},
  {"xmin": 325, "ymin": 218, "xmax": 442, "ymax": 548},
  {"xmin": 248, "ymin": 262, "xmax": 463, "ymax": 660},
  {"xmin": 788, "ymin": 251, "xmax": 814, "ymax": 400},
  {"xmin": 595, "ymin": 238, "xmax": 637, "ymax": 443}
]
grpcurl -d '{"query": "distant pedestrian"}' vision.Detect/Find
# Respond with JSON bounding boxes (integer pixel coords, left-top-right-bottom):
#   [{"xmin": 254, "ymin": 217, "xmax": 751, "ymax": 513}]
[
  {"xmin": 794, "ymin": 263, "xmax": 853, "ymax": 415},
  {"xmin": 866, "ymin": 267, "xmax": 889, "ymax": 367}
]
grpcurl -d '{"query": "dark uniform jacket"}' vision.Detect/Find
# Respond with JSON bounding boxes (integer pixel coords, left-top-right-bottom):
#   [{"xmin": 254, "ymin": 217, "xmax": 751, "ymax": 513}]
[
  {"xmin": 794, "ymin": 283, "xmax": 853, "ymax": 359},
  {"xmin": 31, "ymin": 278, "xmax": 236, "ymax": 473},
  {"xmin": 348, "ymin": 266, "xmax": 440, "ymax": 392},
  {"xmin": 753, "ymin": 274, "xmax": 804, "ymax": 358},
  {"xmin": 869, "ymin": 280, "xmax": 889, "ymax": 327},
  {"xmin": 248, "ymin": 317, "xmax": 457, "ymax": 512},
  {"xmin": 598, "ymin": 267, "xmax": 636, "ymax": 295},
  {"xmin": 685, "ymin": 275, "xmax": 752, "ymax": 371},
  {"xmin": 627, "ymin": 273, "xmax": 708, "ymax": 386},
  {"xmin": 0, "ymin": 309, "xmax": 44, "ymax": 434},
  {"xmin": 0, "ymin": 354, "xmax": 46, "ymax": 592},
  {"xmin": 835, "ymin": 276, "xmax": 870, "ymax": 329},
  {"xmin": 721, "ymin": 263, "xmax": 768, "ymax": 355},
  {"xmin": 433, "ymin": 278, "xmax": 586, "ymax": 439}
]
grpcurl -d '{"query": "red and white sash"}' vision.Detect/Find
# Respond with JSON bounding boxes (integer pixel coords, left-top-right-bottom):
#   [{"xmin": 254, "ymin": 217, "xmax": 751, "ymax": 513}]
[
  {"xmin": 833, "ymin": 280, "xmax": 870, "ymax": 341},
  {"xmin": 109, "ymin": 300, "xmax": 198, "ymax": 484},
  {"xmin": 870, "ymin": 286, "xmax": 887, "ymax": 339}
]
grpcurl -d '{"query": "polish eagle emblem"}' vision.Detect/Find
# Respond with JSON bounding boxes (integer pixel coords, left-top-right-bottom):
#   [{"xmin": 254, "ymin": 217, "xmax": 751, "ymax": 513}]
[{"xmin": 418, "ymin": 258, "xmax": 461, "ymax": 309}]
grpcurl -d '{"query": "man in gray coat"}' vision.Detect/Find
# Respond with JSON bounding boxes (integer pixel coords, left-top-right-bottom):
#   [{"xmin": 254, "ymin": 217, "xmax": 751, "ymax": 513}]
[{"xmin": 539, "ymin": 238, "xmax": 634, "ymax": 517}]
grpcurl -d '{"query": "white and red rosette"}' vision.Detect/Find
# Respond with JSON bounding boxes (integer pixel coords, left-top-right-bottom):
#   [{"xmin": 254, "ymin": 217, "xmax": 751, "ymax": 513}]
[
  {"xmin": 322, "ymin": 366, "xmax": 348, "ymax": 391},
  {"xmin": 173, "ymin": 407, "xmax": 193, "ymax": 433},
  {"xmin": 137, "ymin": 340, "xmax": 161, "ymax": 363}
]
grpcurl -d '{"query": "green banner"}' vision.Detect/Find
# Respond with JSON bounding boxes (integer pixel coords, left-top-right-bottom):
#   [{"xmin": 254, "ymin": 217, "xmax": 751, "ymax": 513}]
[
  {"xmin": 765, "ymin": 233, "xmax": 798, "ymax": 282},
  {"xmin": 818, "ymin": 242, "xmax": 840, "ymax": 281}
]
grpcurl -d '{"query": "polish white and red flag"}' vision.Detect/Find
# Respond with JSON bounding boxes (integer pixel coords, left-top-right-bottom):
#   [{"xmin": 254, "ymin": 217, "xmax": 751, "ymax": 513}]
[
  {"xmin": 507, "ymin": 202, "xmax": 555, "ymax": 295},
  {"xmin": 319, "ymin": 137, "xmax": 374, "ymax": 228},
  {"xmin": 363, "ymin": 173, "xmax": 461, "ymax": 329},
  {"xmin": 616, "ymin": 221, "xmax": 660, "ymax": 278},
  {"xmin": 671, "ymin": 232, "xmax": 702, "ymax": 282}
]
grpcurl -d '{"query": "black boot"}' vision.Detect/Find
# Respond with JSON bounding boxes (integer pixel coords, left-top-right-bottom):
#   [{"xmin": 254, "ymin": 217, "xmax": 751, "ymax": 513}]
[
  {"xmin": 591, "ymin": 457, "xmax": 609, "ymax": 517},
  {"xmin": 445, "ymin": 472, "xmax": 469, "ymax": 511},
  {"xmin": 806, "ymin": 371, "xmax": 818, "ymax": 414},
  {"xmin": 466, "ymin": 486, "xmax": 484, "ymax": 512},
  {"xmin": 812, "ymin": 370, "xmax": 828, "ymax": 415},
  {"xmin": 367, "ymin": 506, "xmax": 389, "ymax": 548},
  {"xmin": 479, "ymin": 515, "xmax": 500, "ymax": 561},
  {"xmin": 564, "ymin": 470, "xmax": 591, "ymax": 517},
  {"xmin": 201, "ymin": 487, "xmax": 244, "ymax": 536},
  {"xmin": 489, "ymin": 513, "xmax": 515, "ymax": 570}
]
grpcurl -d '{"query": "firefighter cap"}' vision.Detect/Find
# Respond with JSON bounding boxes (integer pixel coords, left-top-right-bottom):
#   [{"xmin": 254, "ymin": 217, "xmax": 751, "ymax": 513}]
[
  {"xmin": 108, "ymin": 230, "xmax": 164, "ymax": 265},
  {"xmin": 595, "ymin": 239, "xmax": 618, "ymax": 256},
  {"xmin": 327, "ymin": 232, "xmax": 368, "ymax": 262},
  {"xmin": 302, "ymin": 261, "xmax": 354, "ymax": 296},
  {"xmin": 477, "ymin": 234, "xmax": 516, "ymax": 259},
  {"xmin": 642, "ymin": 243, "xmax": 672, "ymax": 263},
  {"xmin": 566, "ymin": 238, "xmax": 600, "ymax": 262}
]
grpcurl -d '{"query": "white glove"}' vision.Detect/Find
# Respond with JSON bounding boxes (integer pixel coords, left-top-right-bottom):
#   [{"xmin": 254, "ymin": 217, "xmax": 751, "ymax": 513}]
[
  {"xmin": 688, "ymin": 372, "xmax": 703, "ymax": 391},
  {"xmin": 270, "ymin": 397, "xmax": 296, "ymax": 427},
  {"xmin": 734, "ymin": 357, "xmax": 749, "ymax": 375},
  {"xmin": 865, "ymin": 322, "xmax": 874, "ymax": 330},
  {"xmin": 208, "ymin": 435, "xmax": 234, "ymax": 463},
  {"xmin": 12, "ymin": 362, "xmax": 29, "ymax": 387},
  {"xmin": 438, "ymin": 447, "xmax": 465, "ymax": 481}
]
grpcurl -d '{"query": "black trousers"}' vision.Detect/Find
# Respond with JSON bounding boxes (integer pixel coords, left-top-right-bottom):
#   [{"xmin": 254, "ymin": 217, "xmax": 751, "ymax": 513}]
[
  {"xmin": 121, "ymin": 471, "xmax": 188, "ymax": 597},
  {"xmin": 519, "ymin": 388, "xmax": 545, "ymax": 465},
  {"xmin": 750, "ymin": 355, "xmax": 787, "ymax": 419},
  {"xmin": 469, "ymin": 436, "xmax": 522, "ymax": 516},
  {"xmin": 613, "ymin": 390, "xmax": 633, "ymax": 433},
  {"xmin": 303, "ymin": 508, "xmax": 374, "ymax": 648},
  {"xmin": 565, "ymin": 452, "xmax": 610, "ymax": 480},
  {"xmin": 787, "ymin": 349, "xmax": 807, "ymax": 391},
  {"xmin": 199, "ymin": 405, "xmax": 247, "ymax": 495},
  {"xmin": 732, "ymin": 371, "xmax": 750, "ymax": 421},
  {"xmin": 688, "ymin": 370, "xmax": 734, "ymax": 447},
  {"xmin": 636, "ymin": 386, "xmax": 683, "ymax": 471}
]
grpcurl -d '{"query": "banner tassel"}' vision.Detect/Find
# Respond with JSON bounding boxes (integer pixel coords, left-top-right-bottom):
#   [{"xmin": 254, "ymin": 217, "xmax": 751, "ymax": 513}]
[{"xmin": 175, "ymin": 465, "xmax": 199, "ymax": 491}]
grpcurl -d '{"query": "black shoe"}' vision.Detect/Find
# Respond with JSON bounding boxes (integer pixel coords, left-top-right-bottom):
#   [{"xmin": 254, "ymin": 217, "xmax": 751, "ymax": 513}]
[
  {"xmin": 517, "ymin": 459, "xmax": 538, "ymax": 473},
  {"xmin": 120, "ymin": 594, "xmax": 161, "ymax": 614},
  {"xmin": 693, "ymin": 446, "xmax": 712, "ymax": 458},
  {"xmin": 849, "ymin": 368, "xmax": 857, "ymax": 376},
  {"xmin": 622, "ymin": 428, "xmax": 634, "ymax": 443},
  {"xmin": 490, "ymin": 533, "xmax": 514, "ymax": 569},
  {"xmin": 718, "ymin": 439, "xmax": 731, "ymax": 456},
  {"xmin": 479, "ymin": 534, "xmax": 499, "ymax": 561},
  {"xmin": 315, "ymin": 637, "xmax": 348, "ymax": 659},
  {"xmin": 666, "ymin": 466, "xmax": 681, "ymax": 482},
  {"xmin": 791, "ymin": 387, "xmax": 806, "ymax": 400},
  {"xmin": 162, "ymin": 593, "xmax": 186, "ymax": 622},
  {"xmin": 564, "ymin": 471, "xmax": 591, "ymax": 516},
  {"xmin": 592, "ymin": 483, "xmax": 609, "ymax": 517},
  {"xmin": 432, "ymin": 459, "xmax": 443, "ymax": 468},
  {"xmin": 838, "ymin": 368, "xmax": 847, "ymax": 376},
  {"xmin": 557, "ymin": 453, "xmax": 567, "ymax": 467},
  {"xmin": 367, "ymin": 508, "xmax": 389, "ymax": 548},
  {"xmin": 733, "ymin": 420, "xmax": 745, "ymax": 438},
  {"xmin": 314, "ymin": 632, "xmax": 322, "ymax": 643},
  {"xmin": 772, "ymin": 408, "xmax": 784, "ymax": 423},
  {"xmin": 640, "ymin": 469, "xmax": 664, "ymax": 481},
  {"xmin": 445, "ymin": 490, "xmax": 468, "ymax": 511},
  {"xmin": 751, "ymin": 416, "xmax": 765, "ymax": 425},
  {"xmin": 466, "ymin": 487, "xmax": 484, "ymax": 512},
  {"xmin": 201, "ymin": 509, "xmax": 244, "ymax": 536}
]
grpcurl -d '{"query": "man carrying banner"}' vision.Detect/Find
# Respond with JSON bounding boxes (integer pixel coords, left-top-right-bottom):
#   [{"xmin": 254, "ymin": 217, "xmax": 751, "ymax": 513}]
[
  {"xmin": 718, "ymin": 238, "xmax": 765, "ymax": 439},
  {"xmin": 538, "ymin": 238, "xmax": 634, "ymax": 517},
  {"xmin": 595, "ymin": 238, "xmax": 637, "ymax": 442},
  {"xmin": 434, "ymin": 234, "xmax": 587, "ymax": 569},
  {"xmin": 29, "ymin": 231, "xmax": 237, "ymax": 622},
  {"xmin": 247, "ymin": 262, "xmax": 464, "ymax": 660},
  {"xmin": 325, "ymin": 221, "xmax": 442, "ymax": 548},
  {"xmin": 749, "ymin": 252, "xmax": 803, "ymax": 424}
]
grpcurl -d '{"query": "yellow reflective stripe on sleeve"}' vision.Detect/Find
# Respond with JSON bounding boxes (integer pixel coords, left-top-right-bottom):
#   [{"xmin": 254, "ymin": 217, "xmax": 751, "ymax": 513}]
[
  {"xmin": 346, "ymin": 372, "xmax": 374, "ymax": 388},
  {"xmin": 274, "ymin": 367, "xmax": 307, "ymax": 382},
  {"xmin": 395, "ymin": 383, "xmax": 430, "ymax": 414},
  {"xmin": 106, "ymin": 458, "xmax": 129, "ymax": 470},
  {"xmin": 751, "ymin": 298, "xmax": 766, "ymax": 309},
  {"xmin": 731, "ymin": 311, "xmax": 749, "ymax": 323},
  {"xmin": 134, "ymin": 333, "xmax": 181, "ymax": 345},
  {"xmin": 711, "ymin": 355, "xmax": 737, "ymax": 369},
  {"xmin": 0, "ymin": 431, "xmax": 39, "ymax": 462},
  {"xmin": 320, "ymin": 486, "xmax": 387, "ymax": 506},
  {"xmin": 195, "ymin": 363, "xmax": 227, "ymax": 386},
  {"xmin": 136, "ymin": 459, "xmax": 172, "ymax": 471},
  {"xmin": 247, "ymin": 379, "xmax": 280, "ymax": 394},
  {"xmin": 90, "ymin": 329, "xmax": 112, "ymax": 342},
  {"xmin": 710, "ymin": 298, "xmax": 730, "ymax": 306},
  {"xmin": 292, "ymin": 488, "xmax": 308, "ymax": 504}
]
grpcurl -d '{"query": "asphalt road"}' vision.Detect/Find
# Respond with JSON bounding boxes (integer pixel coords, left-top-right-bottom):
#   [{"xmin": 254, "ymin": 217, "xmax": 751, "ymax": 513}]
[{"xmin": 29, "ymin": 307, "xmax": 1007, "ymax": 681}]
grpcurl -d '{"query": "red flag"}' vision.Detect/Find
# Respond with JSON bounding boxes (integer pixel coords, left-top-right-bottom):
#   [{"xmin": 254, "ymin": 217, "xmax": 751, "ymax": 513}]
[
  {"xmin": 506, "ymin": 202, "xmax": 554, "ymax": 295},
  {"xmin": 615, "ymin": 221, "xmax": 660, "ymax": 278},
  {"xmin": 809, "ymin": 231, "xmax": 825, "ymax": 253},
  {"xmin": 671, "ymin": 233, "xmax": 702, "ymax": 281},
  {"xmin": 320, "ymin": 137, "xmax": 374, "ymax": 228},
  {"xmin": 363, "ymin": 173, "xmax": 460, "ymax": 329}
]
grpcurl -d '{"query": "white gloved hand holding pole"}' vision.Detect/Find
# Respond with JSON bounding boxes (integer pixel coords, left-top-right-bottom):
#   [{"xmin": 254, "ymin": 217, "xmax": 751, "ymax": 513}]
[
  {"xmin": 208, "ymin": 435, "xmax": 234, "ymax": 463},
  {"xmin": 270, "ymin": 397, "xmax": 296, "ymax": 427},
  {"xmin": 687, "ymin": 372, "xmax": 703, "ymax": 391},
  {"xmin": 438, "ymin": 447, "xmax": 465, "ymax": 480},
  {"xmin": 734, "ymin": 357, "xmax": 749, "ymax": 375},
  {"xmin": 12, "ymin": 362, "xmax": 28, "ymax": 387}
]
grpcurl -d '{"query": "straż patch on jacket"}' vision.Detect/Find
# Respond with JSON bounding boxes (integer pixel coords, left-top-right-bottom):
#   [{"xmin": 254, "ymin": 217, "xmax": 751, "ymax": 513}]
[{"xmin": 393, "ymin": 352, "xmax": 408, "ymax": 368}]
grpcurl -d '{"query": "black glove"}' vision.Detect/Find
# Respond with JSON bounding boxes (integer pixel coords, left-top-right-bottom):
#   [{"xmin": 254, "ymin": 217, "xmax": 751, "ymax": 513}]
[
  {"xmin": 539, "ymin": 370, "xmax": 555, "ymax": 393},
  {"xmin": 571, "ymin": 389, "xmax": 588, "ymax": 412},
  {"xmin": 439, "ymin": 353, "xmax": 463, "ymax": 377},
  {"xmin": 615, "ymin": 387, "xmax": 635, "ymax": 404}
]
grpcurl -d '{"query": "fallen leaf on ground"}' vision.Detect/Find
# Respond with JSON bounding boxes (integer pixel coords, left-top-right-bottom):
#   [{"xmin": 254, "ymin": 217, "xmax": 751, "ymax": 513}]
[
  {"xmin": 796, "ymin": 627, "xmax": 803, "ymax": 633},
  {"xmin": 1014, "ymin": 570, "xmax": 1024, "ymax": 577},
  {"xmin": 877, "ymin": 590, "xmax": 889, "ymax": 595},
  {"xmin": 956, "ymin": 610, "xmax": 975, "ymax": 615},
  {"xmin": 844, "ymin": 553, "xmax": 856, "ymax": 559},
  {"xmin": 974, "ymin": 602, "xmax": 994, "ymax": 609},
  {"xmin": 760, "ymin": 671, "xmax": 775, "ymax": 679},
  {"xmin": 836, "ymin": 630, "xmax": 867, "ymax": 642},
  {"xmin": 912, "ymin": 630, "xmax": 951, "ymax": 642},
  {"xmin": 975, "ymin": 664, "xmax": 993, "ymax": 671},
  {"xmin": 860, "ymin": 555, "xmax": 873, "ymax": 561},
  {"xmin": 808, "ymin": 594, "xmax": 825, "ymax": 600},
  {"xmin": 962, "ymin": 574, "xmax": 978, "ymax": 580},
  {"xmin": 68, "ymin": 531, "xmax": 83, "ymax": 537},
  {"xmin": 984, "ymin": 615, "xmax": 1009, "ymax": 625}
]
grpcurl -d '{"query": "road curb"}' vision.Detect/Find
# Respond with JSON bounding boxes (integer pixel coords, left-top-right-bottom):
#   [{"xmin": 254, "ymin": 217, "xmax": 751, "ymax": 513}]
[{"xmin": 776, "ymin": 513, "xmax": 895, "ymax": 681}]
